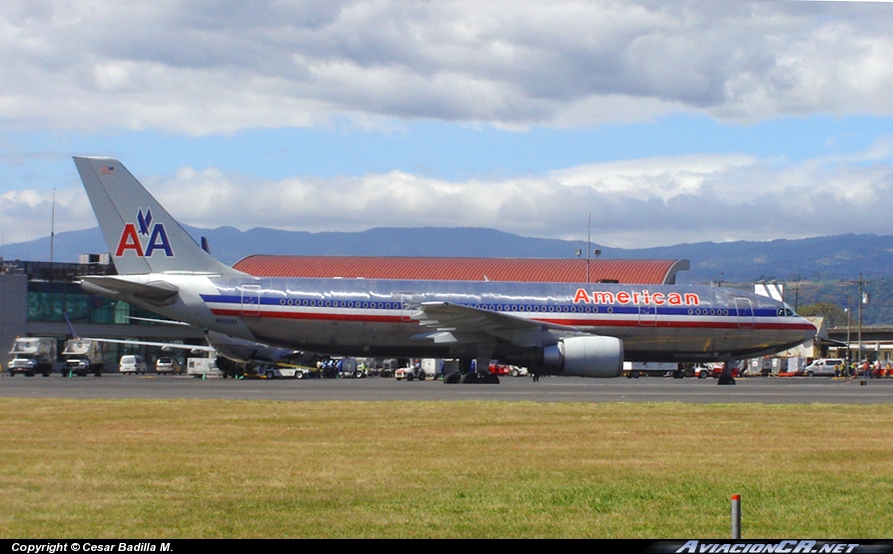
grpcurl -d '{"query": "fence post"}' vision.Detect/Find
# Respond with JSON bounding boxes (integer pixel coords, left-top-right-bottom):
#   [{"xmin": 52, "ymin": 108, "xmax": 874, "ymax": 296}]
[{"xmin": 731, "ymin": 494, "xmax": 741, "ymax": 539}]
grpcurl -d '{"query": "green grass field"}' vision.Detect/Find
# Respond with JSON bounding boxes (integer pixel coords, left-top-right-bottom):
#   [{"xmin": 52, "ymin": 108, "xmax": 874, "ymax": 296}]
[{"xmin": 1, "ymin": 397, "xmax": 891, "ymax": 538}]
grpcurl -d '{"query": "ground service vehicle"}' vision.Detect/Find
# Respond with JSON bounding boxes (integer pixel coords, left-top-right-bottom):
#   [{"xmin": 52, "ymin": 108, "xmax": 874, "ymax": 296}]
[
  {"xmin": 509, "ymin": 365, "xmax": 528, "ymax": 377},
  {"xmin": 623, "ymin": 361, "xmax": 679, "ymax": 378},
  {"xmin": 257, "ymin": 365, "xmax": 315, "ymax": 379},
  {"xmin": 394, "ymin": 366, "xmax": 421, "ymax": 380},
  {"xmin": 690, "ymin": 362, "xmax": 733, "ymax": 379},
  {"xmin": 8, "ymin": 337, "xmax": 57, "ymax": 377},
  {"xmin": 396, "ymin": 358, "xmax": 443, "ymax": 380},
  {"xmin": 803, "ymin": 358, "xmax": 845, "ymax": 377},
  {"xmin": 691, "ymin": 364, "xmax": 713, "ymax": 379},
  {"xmin": 187, "ymin": 357, "xmax": 223, "ymax": 378},
  {"xmin": 62, "ymin": 339, "xmax": 107, "ymax": 377},
  {"xmin": 335, "ymin": 357, "xmax": 360, "ymax": 378},
  {"xmin": 119, "ymin": 355, "xmax": 147, "ymax": 374}
]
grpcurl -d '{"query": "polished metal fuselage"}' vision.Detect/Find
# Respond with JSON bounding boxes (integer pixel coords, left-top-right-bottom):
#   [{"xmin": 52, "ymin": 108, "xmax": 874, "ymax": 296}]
[{"xmin": 152, "ymin": 276, "xmax": 816, "ymax": 363}]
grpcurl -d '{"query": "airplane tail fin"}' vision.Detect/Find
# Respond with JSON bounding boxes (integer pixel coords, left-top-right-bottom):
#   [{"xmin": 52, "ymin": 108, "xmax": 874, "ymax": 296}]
[{"xmin": 74, "ymin": 157, "xmax": 242, "ymax": 276}]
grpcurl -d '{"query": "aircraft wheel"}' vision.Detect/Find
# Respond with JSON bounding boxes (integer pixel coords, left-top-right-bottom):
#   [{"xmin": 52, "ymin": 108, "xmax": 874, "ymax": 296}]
[{"xmin": 444, "ymin": 373, "xmax": 461, "ymax": 384}]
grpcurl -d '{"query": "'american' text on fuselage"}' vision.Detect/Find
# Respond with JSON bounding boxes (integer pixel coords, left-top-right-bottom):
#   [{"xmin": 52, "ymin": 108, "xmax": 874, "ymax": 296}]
[{"xmin": 573, "ymin": 288, "xmax": 700, "ymax": 306}]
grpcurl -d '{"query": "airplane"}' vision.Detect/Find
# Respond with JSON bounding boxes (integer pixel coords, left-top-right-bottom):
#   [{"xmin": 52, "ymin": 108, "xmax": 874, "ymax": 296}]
[{"xmin": 73, "ymin": 156, "xmax": 816, "ymax": 383}]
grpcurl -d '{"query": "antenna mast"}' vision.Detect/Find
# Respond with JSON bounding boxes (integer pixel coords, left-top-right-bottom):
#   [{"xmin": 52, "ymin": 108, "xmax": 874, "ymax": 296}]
[
  {"xmin": 50, "ymin": 188, "xmax": 56, "ymax": 264},
  {"xmin": 586, "ymin": 212, "xmax": 591, "ymax": 283}
]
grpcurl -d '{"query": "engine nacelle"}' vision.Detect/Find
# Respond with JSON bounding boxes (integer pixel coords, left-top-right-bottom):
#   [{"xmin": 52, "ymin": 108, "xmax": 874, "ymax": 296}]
[{"xmin": 536, "ymin": 335, "xmax": 624, "ymax": 378}]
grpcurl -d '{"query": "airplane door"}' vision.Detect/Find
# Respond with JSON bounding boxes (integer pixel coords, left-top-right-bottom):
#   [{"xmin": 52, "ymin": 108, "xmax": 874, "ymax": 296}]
[
  {"xmin": 638, "ymin": 295, "xmax": 657, "ymax": 327},
  {"xmin": 734, "ymin": 298, "xmax": 754, "ymax": 329},
  {"xmin": 241, "ymin": 284, "xmax": 261, "ymax": 317}
]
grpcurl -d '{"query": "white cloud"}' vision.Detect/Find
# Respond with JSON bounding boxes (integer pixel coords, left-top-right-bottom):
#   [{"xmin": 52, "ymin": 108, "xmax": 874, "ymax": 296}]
[
  {"xmin": 0, "ymin": 146, "xmax": 852, "ymax": 249},
  {"xmin": 3, "ymin": 1, "xmax": 893, "ymax": 251},
  {"xmin": 0, "ymin": 186, "xmax": 90, "ymax": 246},
  {"xmin": 2, "ymin": 1, "xmax": 893, "ymax": 133},
  {"xmin": 3, "ymin": 143, "xmax": 893, "ymax": 249}
]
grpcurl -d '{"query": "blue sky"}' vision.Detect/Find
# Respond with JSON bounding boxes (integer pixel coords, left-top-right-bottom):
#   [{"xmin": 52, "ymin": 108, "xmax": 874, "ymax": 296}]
[{"xmin": 3, "ymin": 1, "xmax": 893, "ymax": 254}]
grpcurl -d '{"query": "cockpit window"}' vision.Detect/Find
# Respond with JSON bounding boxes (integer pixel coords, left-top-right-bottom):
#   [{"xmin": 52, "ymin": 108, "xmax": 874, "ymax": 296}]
[{"xmin": 776, "ymin": 307, "xmax": 796, "ymax": 317}]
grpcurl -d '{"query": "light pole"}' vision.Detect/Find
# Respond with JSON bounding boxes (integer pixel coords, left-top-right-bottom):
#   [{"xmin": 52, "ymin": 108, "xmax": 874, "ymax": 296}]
[
  {"xmin": 586, "ymin": 212, "xmax": 591, "ymax": 283},
  {"xmin": 858, "ymin": 273, "xmax": 864, "ymax": 365},
  {"xmin": 845, "ymin": 300, "xmax": 851, "ymax": 364}
]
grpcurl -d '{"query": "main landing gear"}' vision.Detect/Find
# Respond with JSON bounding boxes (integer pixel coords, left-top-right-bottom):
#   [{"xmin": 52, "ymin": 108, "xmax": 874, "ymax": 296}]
[{"xmin": 443, "ymin": 357, "xmax": 500, "ymax": 384}]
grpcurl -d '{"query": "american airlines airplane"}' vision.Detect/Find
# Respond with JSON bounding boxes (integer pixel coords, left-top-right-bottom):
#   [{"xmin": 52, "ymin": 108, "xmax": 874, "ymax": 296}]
[{"xmin": 73, "ymin": 157, "xmax": 816, "ymax": 383}]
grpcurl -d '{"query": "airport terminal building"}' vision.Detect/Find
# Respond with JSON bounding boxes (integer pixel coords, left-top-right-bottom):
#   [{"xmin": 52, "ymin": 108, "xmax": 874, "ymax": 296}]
[{"xmin": 1, "ymin": 258, "xmax": 207, "ymax": 370}]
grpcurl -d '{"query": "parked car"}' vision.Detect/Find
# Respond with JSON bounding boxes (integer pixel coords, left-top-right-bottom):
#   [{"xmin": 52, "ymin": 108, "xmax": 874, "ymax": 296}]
[
  {"xmin": 119, "ymin": 355, "xmax": 147, "ymax": 374},
  {"xmin": 155, "ymin": 357, "xmax": 182, "ymax": 374}
]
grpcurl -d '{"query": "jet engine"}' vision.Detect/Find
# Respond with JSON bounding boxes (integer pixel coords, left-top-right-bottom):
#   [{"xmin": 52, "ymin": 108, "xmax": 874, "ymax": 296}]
[{"xmin": 534, "ymin": 335, "xmax": 624, "ymax": 378}]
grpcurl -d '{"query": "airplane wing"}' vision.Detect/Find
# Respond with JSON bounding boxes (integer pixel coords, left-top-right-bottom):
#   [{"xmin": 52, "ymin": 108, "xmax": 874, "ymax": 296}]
[
  {"xmin": 76, "ymin": 337, "xmax": 215, "ymax": 354},
  {"xmin": 410, "ymin": 301, "xmax": 584, "ymax": 347},
  {"xmin": 62, "ymin": 312, "xmax": 212, "ymax": 354}
]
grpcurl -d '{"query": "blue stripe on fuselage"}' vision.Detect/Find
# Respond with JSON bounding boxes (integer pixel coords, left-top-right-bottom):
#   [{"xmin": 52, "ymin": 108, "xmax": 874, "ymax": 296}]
[{"xmin": 198, "ymin": 293, "xmax": 782, "ymax": 319}]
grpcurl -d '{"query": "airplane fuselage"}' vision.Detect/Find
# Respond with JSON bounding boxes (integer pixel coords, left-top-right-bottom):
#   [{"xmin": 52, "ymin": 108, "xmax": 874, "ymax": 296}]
[{"xmin": 133, "ymin": 274, "xmax": 815, "ymax": 364}]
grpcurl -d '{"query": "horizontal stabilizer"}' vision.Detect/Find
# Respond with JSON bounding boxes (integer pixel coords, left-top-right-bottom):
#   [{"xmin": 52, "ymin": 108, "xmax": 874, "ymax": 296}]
[{"xmin": 80, "ymin": 276, "xmax": 179, "ymax": 306}]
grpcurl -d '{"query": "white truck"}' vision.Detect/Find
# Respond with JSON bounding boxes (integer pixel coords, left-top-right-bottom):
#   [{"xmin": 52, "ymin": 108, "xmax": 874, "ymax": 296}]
[
  {"xmin": 61, "ymin": 339, "xmax": 108, "ymax": 377},
  {"xmin": 622, "ymin": 361, "xmax": 681, "ymax": 378},
  {"xmin": 187, "ymin": 357, "xmax": 224, "ymax": 378},
  {"xmin": 8, "ymin": 337, "xmax": 57, "ymax": 377}
]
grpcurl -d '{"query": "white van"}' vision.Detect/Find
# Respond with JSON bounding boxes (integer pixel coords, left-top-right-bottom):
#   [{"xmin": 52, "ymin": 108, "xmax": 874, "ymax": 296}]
[
  {"xmin": 802, "ymin": 358, "xmax": 845, "ymax": 377},
  {"xmin": 119, "ymin": 355, "xmax": 147, "ymax": 374}
]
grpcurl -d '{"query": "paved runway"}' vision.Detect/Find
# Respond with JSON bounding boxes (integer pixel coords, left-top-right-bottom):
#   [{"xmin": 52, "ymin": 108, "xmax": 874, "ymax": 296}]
[{"xmin": 2, "ymin": 373, "xmax": 892, "ymax": 404}]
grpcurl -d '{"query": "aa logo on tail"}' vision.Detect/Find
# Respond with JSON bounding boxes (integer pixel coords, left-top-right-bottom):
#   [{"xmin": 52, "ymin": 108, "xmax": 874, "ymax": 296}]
[{"xmin": 115, "ymin": 208, "xmax": 174, "ymax": 257}]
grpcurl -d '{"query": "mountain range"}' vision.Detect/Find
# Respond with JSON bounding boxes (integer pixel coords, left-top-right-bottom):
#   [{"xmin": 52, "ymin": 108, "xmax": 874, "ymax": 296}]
[{"xmin": 3, "ymin": 226, "xmax": 890, "ymax": 285}]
